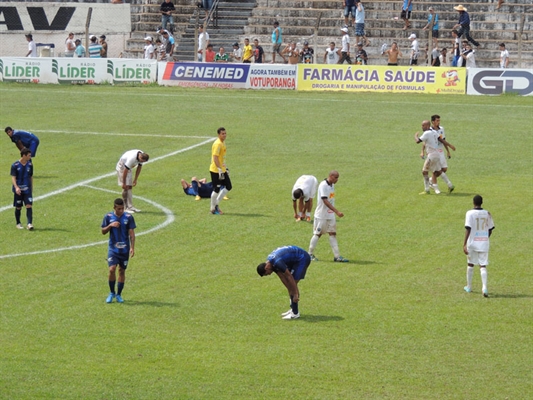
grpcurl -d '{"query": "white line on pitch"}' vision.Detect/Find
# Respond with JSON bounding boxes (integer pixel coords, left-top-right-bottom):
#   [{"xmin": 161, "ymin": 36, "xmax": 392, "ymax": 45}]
[{"xmin": 32, "ymin": 129, "xmax": 211, "ymax": 139}]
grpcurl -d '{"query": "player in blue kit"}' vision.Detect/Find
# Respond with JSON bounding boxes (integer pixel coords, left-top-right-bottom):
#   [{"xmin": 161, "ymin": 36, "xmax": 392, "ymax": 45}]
[
  {"xmin": 257, "ymin": 245, "xmax": 311, "ymax": 320},
  {"xmin": 11, "ymin": 148, "xmax": 34, "ymax": 230},
  {"xmin": 101, "ymin": 198, "xmax": 137, "ymax": 303},
  {"xmin": 5, "ymin": 127, "xmax": 40, "ymax": 157}
]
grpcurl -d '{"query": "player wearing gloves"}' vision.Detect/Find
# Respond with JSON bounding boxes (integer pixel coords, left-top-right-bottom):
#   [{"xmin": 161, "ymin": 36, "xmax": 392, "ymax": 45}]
[{"xmin": 209, "ymin": 127, "xmax": 232, "ymax": 215}]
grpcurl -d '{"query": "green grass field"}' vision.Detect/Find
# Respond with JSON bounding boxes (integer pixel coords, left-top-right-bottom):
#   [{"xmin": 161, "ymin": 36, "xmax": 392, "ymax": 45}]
[{"xmin": 0, "ymin": 83, "xmax": 532, "ymax": 399}]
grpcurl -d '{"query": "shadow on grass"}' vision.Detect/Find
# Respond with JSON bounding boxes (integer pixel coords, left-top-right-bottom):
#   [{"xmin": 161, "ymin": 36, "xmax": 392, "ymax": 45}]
[
  {"xmin": 135, "ymin": 211, "xmax": 168, "ymax": 216},
  {"xmin": 350, "ymin": 260, "xmax": 380, "ymax": 265},
  {"xmin": 225, "ymin": 213, "xmax": 271, "ymax": 218},
  {"xmin": 31, "ymin": 227, "xmax": 71, "ymax": 232},
  {"xmin": 123, "ymin": 300, "xmax": 179, "ymax": 307},
  {"xmin": 33, "ymin": 175, "xmax": 58, "ymax": 179},
  {"xmin": 489, "ymin": 293, "xmax": 533, "ymax": 299},
  {"xmin": 447, "ymin": 192, "xmax": 479, "ymax": 197},
  {"xmin": 300, "ymin": 315, "xmax": 345, "ymax": 323}
]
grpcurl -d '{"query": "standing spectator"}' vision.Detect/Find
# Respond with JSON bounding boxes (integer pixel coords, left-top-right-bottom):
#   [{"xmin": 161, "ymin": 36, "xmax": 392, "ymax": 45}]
[
  {"xmin": 160, "ymin": 0, "xmax": 175, "ymax": 33},
  {"xmin": 75, "ymin": 39, "xmax": 86, "ymax": 58},
  {"xmin": 242, "ymin": 38, "xmax": 253, "ymax": 63},
  {"xmin": 144, "ymin": 36, "xmax": 155, "ymax": 59},
  {"xmin": 461, "ymin": 43, "xmax": 476, "ymax": 71},
  {"xmin": 354, "ymin": 42, "xmax": 368, "ymax": 65},
  {"xmin": 202, "ymin": 0, "xmax": 213, "ymax": 19},
  {"xmin": 463, "ymin": 195, "xmax": 494, "ymax": 297},
  {"xmin": 116, "ymin": 150, "xmax": 150, "ymax": 213},
  {"xmin": 343, "ymin": 0, "xmax": 356, "ymax": 27},
  {"xmin": 88, "ymin": 35, "xmax": 103, "ymax": 58},
  {"xmin": 292, "ymin": 175, "xmax": 318, "ymax": 222},
  {"xmin": 5, "ymin": 127, "xmax": 40, "ymax": 157},
  {"xmin": 253, "ymin": 39, "xmax": 265, "ymax": 63},
  {"xmin": 256, "ymin": 245, "xmax": 312, "ymax": 320},
  {"xmin": 452, "ymin": 5, "xmax": 480, "ymax": 48},
  {"xmin": 422, "ymin": 7, "xmax": 439, "ymax": 47},
  {"xmin": 408, "ymin": 33, "xmax": 419, "ymax": 65},
  {"xmin": 101, "ymin": 198, "xmax": 137, "ymax": 304},
  {"xmin": 431, "ymin": 45, "xmax": 440, "ymax": 66},
  {"xmin": 401, "ymin": 0, "xmax": 413, "ymax": 31},
  {"xmin": 231, "ymin": 42, "xmax": 242, "ymax": 62},
  {"xmin": 384, "ymin": 42, "xmax": 403, "ymax": 65},
  {"xmin": 499, "ymin": 43, "xmax": 509, "ymax": 68},
  {"xmin": 451, "ymin": 30, "xmax": 461, "ymax": 66},
  {"xmin": 439, "ymin": 48, "xmax": 447, "ymax": 66},
  {"xmin": 10, "ymin": 148, "xmax": 34, "ymax": 230},
  {"xmin": 25, "ymin": 34, "xmax": 37, "ymax": 57},
  {"xmin": 355, "ymin": 1, "xmax": 370, "ymax": 47},
  {"xmin": 300, "ymin": 41, "xmax": 314, "ymax": 64},
  {"xmin": 161, "ymin": 31, "xmax": 175, "ymax": 60},
  {"xmin": 99, "ymin": 35, "xmax": 108, "ymax": 58},
  {"xmin": 338, "ymin": 27, "xmax": 352, "ymax": 64},
  {"xmin": 308, "ymin": 171, "xmax": 348, "ymax": 263},
  {"xmin": 205, "ymin": 44, "xmax": 215, "ymax": 62},
  {"xmin": 271, "ymin": 21, "xmax": 286, "ymax": 63},
  {"xmin": 209, "ymin": 127, "xmax": 232, "ymax": 215},
  {"xmin": 155, "ymin": 39, "xmax": 166, "ymax": 60},
  {"xmin": 282, "ymin": 42, "xmax": 300, "ymax": 65},
  {"xmin": 197, "ymin": 25, "xmax": 210, "ymax": 62},
  {"xmin": 214, "ymin": 46, "xmax": 229, "ymax": 62},
  {"xmin": 324, "ymin": 42, "xmax": 340, "ymax": 64},
  {"xmin": 64, "ymin": 32, "xmax": 75, "ymax": 57}
]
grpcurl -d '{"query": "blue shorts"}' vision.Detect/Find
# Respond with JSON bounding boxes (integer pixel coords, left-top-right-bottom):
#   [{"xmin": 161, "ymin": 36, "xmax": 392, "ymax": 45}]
[
  {"xmin": 28, "ymin": 140, "xmax": 39, "ymax": 157},
  {"xmin": 355, "ymin": 23, "xmax": 365, "ymax": 36},
  {"xmin": 344, "ymin": 6, "xmax": 356, "ymax": 18},
  {"xmin": 290, "ymin": 253, "xmax": 311, "ymax": 281},
  {"xmin": 107, "ymin": 251, "xmax": 129, "ymax": 269},
  {"xmin": 13, "ymin": 191, "xmax": 33, "ymax": 207}
]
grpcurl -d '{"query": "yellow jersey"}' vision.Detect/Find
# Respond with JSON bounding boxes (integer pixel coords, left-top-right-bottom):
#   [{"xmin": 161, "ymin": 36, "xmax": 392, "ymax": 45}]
[
  {"xmin": 210, "ymin": 138, "xmax": 227, "ymax": 173},
  {"xmin": 243, "ymin": 44, "xmax": 253, "ymax": 61}
]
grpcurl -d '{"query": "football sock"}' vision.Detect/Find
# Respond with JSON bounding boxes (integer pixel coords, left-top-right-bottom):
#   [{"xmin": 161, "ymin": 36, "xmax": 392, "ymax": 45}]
[
  {"xmin": 109, "ymin": 280, "xmax": 116, "ymax": 294},
  {"xmin": 306, "ymin": 212, "xmax": 311, "ymax": 218},
  {"xmin": 423, "ymin": 175, "xmax": 430, "ymax": 190},
  {"xmin": 26, "ymin": 207, "xmax": 33, "ymax": 224},
  {"xmin": 290, "ymin": 295, "xmax": 299, "ymax": 315},
  {"xmin": 329, "ymin": 235, "xmax": 340, "ymax": 258},
  {"xmin": 210, "ymin": 191, "xmax": 217, "ymax": 211},
  {"xmin": 480, "ymin": 267, "xmax": 488, "ymax": 292},
  {"xmin": 309, "ymin": 234, "xmax": 319, "ymax": 254},
  {"xmin": 466, "ymin": 266, "xmax": 474, "ymax": 289},
  {"xmin": 441, "ymin": 172, "xmax": 452, "ymax": 187},
  {"xmin": 117, "ymin": 282, "xmax": 125, "ymax": 295},
  {"xmin": 216, "ymin": 188, "xmax": 228, "ymax": 203},
  {"xmin": 127, "ymin": 190, "xmax": 134, "ymax": 209},
  {"xmin": 122, "ymin": 189, "xmax": 128, "ymax": 208},
  {"xmin": 15, "ymin": 208, "xmax": 21, "ymax": 224}
]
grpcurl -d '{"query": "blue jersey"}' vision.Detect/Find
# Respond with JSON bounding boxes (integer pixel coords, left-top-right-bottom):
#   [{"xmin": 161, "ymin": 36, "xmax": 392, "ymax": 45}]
[
  {"xmin": 11, "ymin": 160, "xmax": 33, "ymax": 193},
  {"xmin": 267, "ymin": 245, "xmax": 310, "ymax": 280},
  {"xmin": 11, "ymin": 130, "xmax": 39, "ymax": 148},
  {"xmin": 102, "ymin": 212, "xmax": 136, "ymax": 255},
  {"xmin": 402, "ymin": 0, "xmax": 413, "ymax": 11}
]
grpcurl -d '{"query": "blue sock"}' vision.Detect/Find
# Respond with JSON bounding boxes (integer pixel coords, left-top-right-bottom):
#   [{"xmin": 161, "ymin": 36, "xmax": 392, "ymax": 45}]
[
  {"xmin": 26, "ymin": 208, "xmax": 33, "ymax": 224},
  {"xmin": 290, "ymin": 295, "xmax": 299, "ymax": 315},
  {"xmin": 109, "ymin": 280, "xmax": 116, "ymax": 294},
  {"xmin": 15, "ymin": 209, "xmax": 21, "ymax": 224},
  {"xmin": 117, "ymin": 282, "xmax": 124, "ymax": 295}
]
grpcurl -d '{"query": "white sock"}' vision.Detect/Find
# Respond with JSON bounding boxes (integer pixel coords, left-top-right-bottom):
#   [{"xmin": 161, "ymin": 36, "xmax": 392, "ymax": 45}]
[
  {"xmin": 309, "ymin": 235, "xmax": 319, "ymax": 254},
  {"xmin": 210, "ymin": 191, "xmax": 217, "ymax": 211},
  {"xmin": 217, "ymin": 188, "xmax": 228, "ymax": 203},
  {"xmin": 127, "ymin": 190, "xmax": 134, "ymax": 209},
  {"xmin": 423, "ymin": 175, "xmax": 430, "ymax": 190},
  {"xmin": 306, "ymin": 212, "xmax": 311, "ymax": 218},
  {"xmin": 466, "ymin": 266, "xmax": 474, "ymax": 289},
  {"xmin": 329, "ymin": 235, "xmax": 340, "ymax": 258},
  {"xmin": 441, "ymin": 172, "xmax": 452, "ymax": 187},
  {"xmin": 480, "ymin": 267, "xmax": 488, "ymax": 292}
]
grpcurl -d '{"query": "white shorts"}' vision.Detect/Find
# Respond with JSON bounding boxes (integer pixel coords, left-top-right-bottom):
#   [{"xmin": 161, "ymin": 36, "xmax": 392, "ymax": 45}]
[
  {"xmin": 422, "ymin": 155, "xmax": 441, "ymax": 173},
  {"xmin": 313, "ymin": 217, "xmax": 336, "ymax": 235},
  {"xmin": 438, "ymin": 151, "xmax": 448, "ymax": 169},
  {"xmin": 117, "ymin": 168, "xmax": 132, "ymax": 186},
  {"xmin": 467, "ymin": 250, "xmax": 489, "ymax": 266}
]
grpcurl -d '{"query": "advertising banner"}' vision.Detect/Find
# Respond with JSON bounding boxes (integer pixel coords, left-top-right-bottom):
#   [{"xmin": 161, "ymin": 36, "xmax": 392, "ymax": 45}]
[
  {"xmin": 297, "ymin": 65, "xmax": 466, "ymax": 94},
  {"xmin": 106, "ymin": 59, "xmax": 157, "ymax": 84},
  {"xmin": 0, "ymin": 57, "xmax": 55, "ymax": 83},
  {"xmin": 467, "ymin": 68, "xmax": 533, "ymax": 96},
  {"xmin": 158, "ymin": 62, "xmax": 297, "ymax": 89}
]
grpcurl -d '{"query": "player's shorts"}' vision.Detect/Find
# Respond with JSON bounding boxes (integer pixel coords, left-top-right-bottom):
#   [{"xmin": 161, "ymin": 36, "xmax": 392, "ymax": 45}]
[
  {"xmin": 289, "ymin": 252, "xmax": 311, "ymax": 281},
  {"xmin": 344, "ymin": 6, "xmax": 356, "ymax": 18},
  {"xmin": 28, "ymin": 140, "xmax": 39, "ymax": 157},
  {"xmin": 183, "ymin": 185, "xmax": 196, "ymax": 196},
  {"xmin": 107, "ymin": 251, "xmax": 130, "ymax": 269},
  {"xmin": 467, "ymin": 250, "xmax": 489, "ymax": 266},
  {"xmin": 117, "ymin": 168, "xmax": 133, "ymax": 186},
  {"xmin": 355, "ymin": 23, "xmax": 365, "ymax": 36},
  {"xmin": 438, "ymin": 152, "xmax": 448, "ymax": 169},
  {"xmin": 422, "ymin": 155, "xmax": 441, "ymax": 173},
  {"xmin": 13, "ymin": 191, "xmax": 33, "ymax": 207},
  {"xmin": 210, "ymin": 170, "xmax": 232, "ymax": 192},
  {"xmin": 313, "ymin": 217, "xmax": 337, "ymax": 235},
  {"xmin": 401, "ymin": 10, "xmax": 411, "ymax": 19},
  {"xmin": 272, "ymin": 43, "xmax": 282, "ymax": 53}
]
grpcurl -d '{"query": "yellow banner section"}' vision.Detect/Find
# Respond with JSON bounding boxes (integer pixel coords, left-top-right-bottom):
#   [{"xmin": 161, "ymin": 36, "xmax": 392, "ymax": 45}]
[{"xmin": 297, "ymin": 65, "xmax": 466, "ymax": 94}]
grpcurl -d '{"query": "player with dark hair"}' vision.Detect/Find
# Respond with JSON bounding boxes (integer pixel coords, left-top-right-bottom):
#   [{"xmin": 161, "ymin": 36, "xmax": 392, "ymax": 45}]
[
  {"xmin": 292, "ymin": 175, "xmax": 318, "ymax": 221},
  {"xmin": 209, "ymin": 127, "xmax": 232, "ymax": 214},
  {"xmin": 11, "ymin": 148, "xmax": 34, "ymax": 230},
  {"xmin": 5, "ymin": 127, "xmax": 40, "ymax": 157},
  {"xmin": 257, "ymin": 245, "xmax": 311, "ymax": 320},
  {"xmin": 101, "ymin": 198, "xmax": 137, "ymax": 303},
  {"xmin": 116, "ymin": 150, "xmax": 150, "ymax": 213},
  {"xmin": 463, "ymin": 195, "xmax": 495, "ymax": 297}
]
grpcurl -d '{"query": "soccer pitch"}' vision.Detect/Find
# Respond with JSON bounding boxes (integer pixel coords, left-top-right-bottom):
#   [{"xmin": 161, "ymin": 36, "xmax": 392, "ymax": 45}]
[{"xmin": 0, "ymin": 84, "xmax": 532, "ymax": 399}]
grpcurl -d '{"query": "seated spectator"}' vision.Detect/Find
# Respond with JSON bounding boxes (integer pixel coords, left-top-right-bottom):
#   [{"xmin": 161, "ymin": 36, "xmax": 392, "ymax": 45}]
[
  {"xmin": 214, "ymin": 46, "xmax": 229, "ymax": 62},
  {"xmin": 205, "ymin": 43, "xmax": 215, "ymax": 62},
  {"xmin": 231, "ymin": 42, "xmax": 242, "ymax": 62}
]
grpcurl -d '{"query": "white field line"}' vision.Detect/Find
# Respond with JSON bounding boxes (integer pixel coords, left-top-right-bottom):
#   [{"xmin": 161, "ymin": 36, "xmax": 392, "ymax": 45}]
[{"xmin": 33, "ymin": 129, "xmax": 211, "ymax": 139}]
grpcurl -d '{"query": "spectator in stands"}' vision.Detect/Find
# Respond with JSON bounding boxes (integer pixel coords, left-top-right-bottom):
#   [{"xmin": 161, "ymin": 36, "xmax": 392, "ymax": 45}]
[
  {"xmin": 271, "ymin": 21, "xmax": 286, "ymax": 63},
  {"xmin": 300, "ymin": 41, "xmax": 314, "ymax": 64},
  {"xmin": 25, "ymin": 34, "xmax": 37, "ymax": 58},
  {"xmin": 499, "ymin": 43, "xmax": 509, "ymax": 68},
  {"xmin": 242, "ymin": 38, "xmax": 253, "ymax": 63},
  {"xmin": 451, "ymin": 29, "xmax": 461, "ymax": 66},
  {"xmin": 282, "ymin": 42, "xmax": 300, "ymax": 65},
  {"xmin": 89, "ymin": 35, "xmax": 103, "ymax": 58},
  {"xmin": 439, "ymin": 48, "xmax": 447, "ymax": 66},
  {"xmin": 197, "ymin": 25, "xmax": 210, "ymax": 62},
  {"xmin": 452, "ymin": 5, "xmax": 480, "ymax": 48},
  {"xmin": 430, "ymin": 44, "xmax": 440, "ymax": 66},
  {"xmin": 75, "ymin": 39, "xmax": 86, "ymax": 58},
  {"xmin": 408, "ymin": 33, "xmax": 419, "ymax": 65},
  {"xmin": 161, "ymin": 30, "xmax": 174, "ymax": 60},
  {"xmin": 461, "ymin": 42, "xmax": 476, "ymax": 71},
  {"xmin": 99, "ymin": 35, "xmax": 108, "ymax": 58},
  {"xmin": 231, "ymin": 42, "xmax": 242, "ymax": 62},
  {"xmin": 343, "ymin": 0, "xmax": 356, "ymax": 27},
  {"xmin": 253, "ymin": 39, "xmax": 265, "ymax": 63},
  {"xmin": 338, "ymin": 27, "xmax": 352, "ymax": 64},
  {"xmin": 202, "ymin": 0, "xmax": 213, "ymax": 19},
  {"xmin": 422, "ymin": 7, "xmax": 439, "ymax": 47},
  {"xmin": 143, "ymin": 36, "xmax": 155, "ymax": 60},
  {"xmin": 160, "ymin": 0, "xmax": 175, "ymax": 33},
  {"xmin": 354, "ymin": 42, "xmax": 368, "ymax": 65},
  {"xmin": 324, "ymin": 42, "xmax": 340, "ymax": 64},
  {"xmin": 64, "ymin": 32, "xmax": 75, "ymax": 57},
  {"xmin": 214, "ymin": 47, "xmax": 229, "ymax": 62},
  {"xmin": 355, "ymin": 1, "xmax": 370, "ymax": 47},
  {"xmin": 458, "ymin": 40, "xmax": 468, "ymax": 67},
  {"xmin": 384, "ymin": 42, "xmax": 402, "ymax": 66},
  {"xmin": 205, "ymin": 44, "xmax": 215, "ymax": 62},
  {"xmin": 155, "ymin": 38, "xmax": 165, "ymax": 60},
  {"xmin": 401, "ymin": 0, "xmax": 413, "ymax": 31}
]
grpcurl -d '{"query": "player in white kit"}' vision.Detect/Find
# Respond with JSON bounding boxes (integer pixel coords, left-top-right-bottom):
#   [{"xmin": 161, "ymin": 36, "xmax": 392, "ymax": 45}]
[
  {"xmin": 292, "ymin": 175, "xmax": 318, "ymax": 221},
  {"xmin": 116, "ymin": 150, "xmax": 150, "ymax": 213}
]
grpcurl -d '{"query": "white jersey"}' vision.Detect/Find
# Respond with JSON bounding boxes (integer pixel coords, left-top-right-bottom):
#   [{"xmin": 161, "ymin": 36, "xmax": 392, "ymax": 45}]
[
  {"xmin": 500, "ymin": 49, "xmax": 509, "ymax": 68},
  {"xmin": 116, "ymin": 150, "xmax": 143, "ymax": 172},
  {"xmin": 419, "ymin": 129, "xmax": 440, "ymax": 157},
  {"xmin": 28, "ymin": 41, "xmax": 37, "ymax": 57},
  {"xmin": 144, "ymin": 44, "xmax": 155, "ymax": 59},
  {"xmin": 465, "ymin": 208, "xmax": 494, "ymax": 252},
  {"xmin": 411, "ymin": 40, "xmax": 419, "ymax": 59},
  {"xmin": 233, "ymin": 47, "xmax": 242, "ymax": 61},
  {"xmin": 314, "ymin": 179, "xmax": 336, "ymax": 220},
  {"xmin": 465, "ymin": 51, "xmax": 476, "ymax": 69},
  {"xmin": 198, "ymin": 31, "xmax": 209, "ymax": 51},
  {"xmin": 292, "ymin": 175, "xmax": 318, "ymax": 201},
  {"xmin": 325, "ymin": 48, "xmax": 339, "ymax": 64},
  {"xmin": 341, "ymin": 34, "xmax": 350, "ymax": 52}
]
